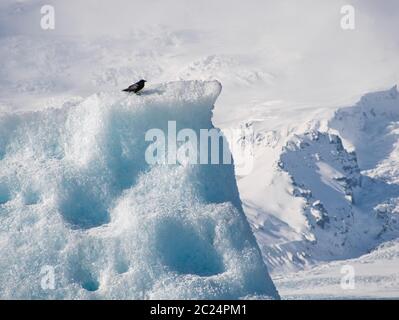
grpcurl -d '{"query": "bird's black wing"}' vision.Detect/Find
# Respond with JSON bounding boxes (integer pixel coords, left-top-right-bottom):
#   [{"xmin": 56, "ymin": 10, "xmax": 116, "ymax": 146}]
[
  {"xmin": 130, "ymin": 83, "xmax": 139, "ymax": 91},
  {"xmin": 122, "ymin": 83, "xmax": 139, "ymax": 92}
]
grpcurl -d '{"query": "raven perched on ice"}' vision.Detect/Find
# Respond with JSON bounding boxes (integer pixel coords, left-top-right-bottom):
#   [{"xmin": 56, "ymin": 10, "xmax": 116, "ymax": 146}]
[{"xmin": 122, "ymin": 79, "xmax": 147, "ymax": 94}]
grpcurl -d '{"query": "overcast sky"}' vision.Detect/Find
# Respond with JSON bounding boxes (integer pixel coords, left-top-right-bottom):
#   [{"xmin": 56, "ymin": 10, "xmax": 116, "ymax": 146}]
[
  {"xmin": 0, "ymin": 1, "xmax": 397, "ymax": 36},
  {"xmin": 1, "ymin": 0, "xmax": 398, "ymax": 106}
]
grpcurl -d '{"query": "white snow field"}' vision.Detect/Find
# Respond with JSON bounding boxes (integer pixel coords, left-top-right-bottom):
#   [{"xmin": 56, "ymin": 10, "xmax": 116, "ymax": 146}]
[
  {"xmin": 0, "ymin": 80, "xmax": 279, "ymax": 299},
  {"xmin": 275, "ymin": 239, "xmax": 399, "ymax": 299},
  {"xmin": 1, "ymin": 0, "xmax": 399, "ymax": 299}
]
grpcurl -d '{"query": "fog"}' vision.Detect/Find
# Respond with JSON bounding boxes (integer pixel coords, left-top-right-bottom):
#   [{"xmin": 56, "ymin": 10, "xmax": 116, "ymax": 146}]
[{"xmin": 1, "ymin": 0, "xmax": 398, "ymax": 107}]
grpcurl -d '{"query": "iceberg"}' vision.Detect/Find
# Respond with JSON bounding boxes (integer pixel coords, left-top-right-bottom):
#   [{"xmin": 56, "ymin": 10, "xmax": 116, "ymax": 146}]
[{"xmin": 0, "ymin": 80, "xmax": 279, "ymax": 299}]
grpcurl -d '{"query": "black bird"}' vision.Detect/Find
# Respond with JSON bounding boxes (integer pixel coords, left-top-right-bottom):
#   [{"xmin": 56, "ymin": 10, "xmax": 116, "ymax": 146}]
[{"xmin": 122, "ymin": 79, "xmax": 147, "ymax": 94}]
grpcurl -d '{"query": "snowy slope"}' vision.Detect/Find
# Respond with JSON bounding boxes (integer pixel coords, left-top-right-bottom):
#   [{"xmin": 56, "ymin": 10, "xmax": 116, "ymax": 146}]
[
  {"xmin": 0, "ymin": 80, "xmax": 279, "ymax": 299},
  {"xmin": 275, "ymin": 239, "xmax": 399, "ymax": 299}
]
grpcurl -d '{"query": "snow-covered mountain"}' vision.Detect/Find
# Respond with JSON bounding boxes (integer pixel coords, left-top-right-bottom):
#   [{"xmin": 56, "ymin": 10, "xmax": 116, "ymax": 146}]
[{"xmin": 234, "ymin": 85, "xmax": 399, "ymax": 274}]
